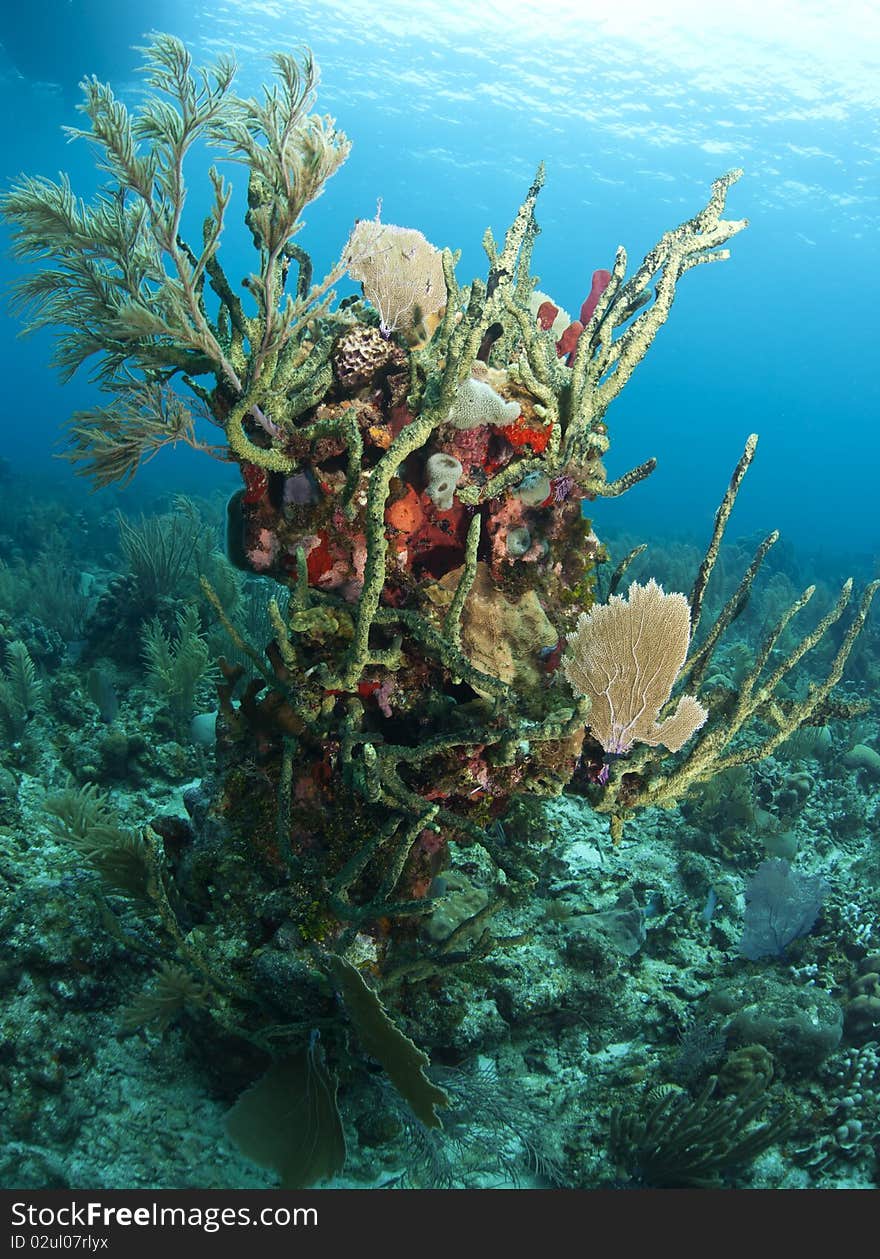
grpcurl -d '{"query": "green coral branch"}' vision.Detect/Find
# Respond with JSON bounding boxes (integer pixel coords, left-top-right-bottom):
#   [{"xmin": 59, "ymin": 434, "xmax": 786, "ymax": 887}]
[
  {"xmin": 563, "ymin": 170, "xmax": 747, "ymax": 472},
  {"xmin": 320, "ymin": 409, "xmax": 364, "ymax": 512},
  {"xmin": 333, "ymin": 410, "xmax": 440, "ymax": 688},
  {"xmin": 457, "ymin": 458, "xmax": 546, "ymax": 507},
  {"xmin": 443, "ymin": 513, "xmax": 481, "ymax": 648},
  {"xmin": 484, "ymin": 162, "xmax": 545, "ymax": 287},
  {"xmin": 688, "ymin": 432, "xmax": 759, "ymax": 638},
  {"xmin": 225, "ymin": 395, "xmax": 296, "ymax": 471},
  {"xmin": 371, "ymin": 606, "xmax": 508, "ymax": 696},
  {"xmin": 594, "ymin": 458, "xmax": 658, "ymax": 498},
  {"xmin": 594, "ymin": 441, "xmax": 879, "ymax": 835},
  {"xmin": 681, "ymin": 531, "xmax": 778, "ymax": 694},
  {"xmin": 329, "ymin": 816, "xmax": 400, "ymax": 901},
  {"xmin": 0, "ymin": 34, "xmax": 351, "ymax": 488}
]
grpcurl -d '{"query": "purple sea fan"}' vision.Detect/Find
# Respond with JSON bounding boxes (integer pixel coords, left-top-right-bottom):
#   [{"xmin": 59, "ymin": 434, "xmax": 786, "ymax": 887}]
[{"xmin": 740, "ymin": 859, "xmax": 830, "ymax": 961}]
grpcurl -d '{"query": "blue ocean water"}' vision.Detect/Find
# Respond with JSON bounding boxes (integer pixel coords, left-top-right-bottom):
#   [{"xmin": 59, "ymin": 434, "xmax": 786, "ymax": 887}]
[{"xmin": 1, "ymin": 0, "xmax": 877, "ymax": 563}]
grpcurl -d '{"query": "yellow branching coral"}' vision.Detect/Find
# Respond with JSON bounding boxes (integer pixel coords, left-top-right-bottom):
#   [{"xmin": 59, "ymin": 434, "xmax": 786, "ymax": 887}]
[
  {"xmin": 590, "ymin": 437, "xmax": 880, "ymax": 840},
  {"xmin": 563, "ymin": 579, "xmax": 708, "ymax": 755}
]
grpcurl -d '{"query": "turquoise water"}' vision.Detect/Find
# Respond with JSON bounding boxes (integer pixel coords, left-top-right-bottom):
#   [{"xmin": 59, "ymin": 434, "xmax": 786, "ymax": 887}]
[{"xmin": 2, "ymin": 0, "xmax": 878, "ymax": 556}]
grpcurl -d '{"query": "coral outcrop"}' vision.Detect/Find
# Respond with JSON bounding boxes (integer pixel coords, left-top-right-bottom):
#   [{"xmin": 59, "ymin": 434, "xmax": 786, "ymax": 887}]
[{"xmin": 3, "ymin": 34, "xmax": 876, "ymax": 1186}]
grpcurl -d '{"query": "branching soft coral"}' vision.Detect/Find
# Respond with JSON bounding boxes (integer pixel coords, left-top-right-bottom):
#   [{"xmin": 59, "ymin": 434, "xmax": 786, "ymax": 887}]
[{"xmin": 1, "ymin": 34, "xmax": 350, "ymax": 486}]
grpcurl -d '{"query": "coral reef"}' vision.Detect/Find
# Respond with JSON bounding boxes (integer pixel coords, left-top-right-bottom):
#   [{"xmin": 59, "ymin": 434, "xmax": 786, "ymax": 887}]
[{"xmin": 1, "ymin": 34, "xmax": 878, "ymax": 1191}]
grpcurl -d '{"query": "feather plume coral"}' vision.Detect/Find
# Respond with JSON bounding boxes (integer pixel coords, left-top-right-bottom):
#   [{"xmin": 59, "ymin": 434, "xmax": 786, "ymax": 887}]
[{"xmin": 0, "ymin": 34, "xmax": 350, "ymax": 486}]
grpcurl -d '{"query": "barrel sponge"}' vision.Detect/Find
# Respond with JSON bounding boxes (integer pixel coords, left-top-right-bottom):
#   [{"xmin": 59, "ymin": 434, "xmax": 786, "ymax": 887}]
[{"xmin": 843, "ymin": 743, "xmax": 880, "ymax": 780}]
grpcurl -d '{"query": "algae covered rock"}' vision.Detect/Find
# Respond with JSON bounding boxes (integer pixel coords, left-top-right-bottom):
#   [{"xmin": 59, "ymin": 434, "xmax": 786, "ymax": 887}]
[{"xmin": 708, "ymin": 975, "xmax": 842, "ymax": 1073}]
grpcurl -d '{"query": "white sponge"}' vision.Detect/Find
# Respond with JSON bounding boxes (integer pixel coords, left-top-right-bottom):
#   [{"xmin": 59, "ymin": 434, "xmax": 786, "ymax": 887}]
[
  {"xmin": 425, "ymin": 453, "xmax": 463, "ymax": 510},
  {"xmin": 447, "ymin": 378, "xmax": 520, "ymax": 430}
]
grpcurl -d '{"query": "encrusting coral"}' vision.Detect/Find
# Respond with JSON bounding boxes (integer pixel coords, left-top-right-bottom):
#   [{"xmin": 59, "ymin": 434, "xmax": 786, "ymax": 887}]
[{"xmin": 3, "ymin": 34, "xmax": 876, "ymax": 1182}]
